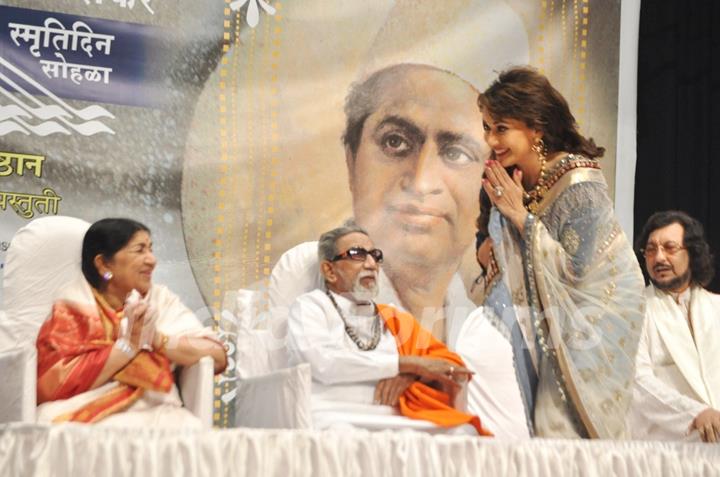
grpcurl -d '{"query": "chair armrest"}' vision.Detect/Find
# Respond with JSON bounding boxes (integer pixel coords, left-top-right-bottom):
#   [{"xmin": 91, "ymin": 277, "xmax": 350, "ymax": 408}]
[
  {"xmin": 235, "ymin": 363, "xmax": 312, "ymax": 429},
  {"xmin": 179, "ymin": 356, "xmax": 214, "ymax": 429},
  {"xmin": 0, "ymin": 345, "xmax": 37, "ymax": 423}
]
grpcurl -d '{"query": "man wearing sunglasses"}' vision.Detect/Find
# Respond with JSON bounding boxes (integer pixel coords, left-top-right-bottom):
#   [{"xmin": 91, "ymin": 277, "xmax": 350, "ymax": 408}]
[
  {"xmin": 286, "ymin": 224, "xmax": 491, "ymax": 435},
  {"xmin": 629, "ymin": 211, "xmax": 720, "ymax": 443}
]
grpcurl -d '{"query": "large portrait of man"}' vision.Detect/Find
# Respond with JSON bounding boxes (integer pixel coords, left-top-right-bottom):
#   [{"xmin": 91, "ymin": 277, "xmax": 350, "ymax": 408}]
[
  {"xmin": 181, "ymin": 0, "xmax": 536, "ymax": 328},
  {"xmin": 341, "ymin": 63, "xmax": 488, "ymax": 339}
]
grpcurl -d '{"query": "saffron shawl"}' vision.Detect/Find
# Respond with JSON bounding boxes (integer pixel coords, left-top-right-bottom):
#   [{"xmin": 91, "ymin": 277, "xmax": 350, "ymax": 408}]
[{"xmin": 378, "ymin": 304, "xmax": 492, "ymax": 436}]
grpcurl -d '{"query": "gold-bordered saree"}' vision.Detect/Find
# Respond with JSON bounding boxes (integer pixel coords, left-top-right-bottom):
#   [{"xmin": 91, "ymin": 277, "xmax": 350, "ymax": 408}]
[
  {"xmin": 490, "ymin": 154, "xmax": 646, "ymax": 439},
  {"xmin": 35, "ymin": 276, "xmax": 218, "ymax": 425},
  {"xmin": 36, "ymin": 289, "xmax": 174, "ymax": 423}
]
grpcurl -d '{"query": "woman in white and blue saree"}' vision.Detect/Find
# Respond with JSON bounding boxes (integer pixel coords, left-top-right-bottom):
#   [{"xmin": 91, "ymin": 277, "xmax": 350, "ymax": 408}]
[{"xmin": 477, "ymin": 66, "xmax": 645, "ymax": 439}]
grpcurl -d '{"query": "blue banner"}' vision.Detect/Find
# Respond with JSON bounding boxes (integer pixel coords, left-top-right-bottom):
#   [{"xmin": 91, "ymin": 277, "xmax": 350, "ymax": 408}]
[{"xmin": 0, "ymin": 5, "xmax": 165, "ymax": 107}]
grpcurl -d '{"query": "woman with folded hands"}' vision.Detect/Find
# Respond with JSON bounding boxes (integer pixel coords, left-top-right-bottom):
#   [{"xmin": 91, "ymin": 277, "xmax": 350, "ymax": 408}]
[{"xmin": 35, "ymin": 218, "xmax": 227, "ymax": 426}]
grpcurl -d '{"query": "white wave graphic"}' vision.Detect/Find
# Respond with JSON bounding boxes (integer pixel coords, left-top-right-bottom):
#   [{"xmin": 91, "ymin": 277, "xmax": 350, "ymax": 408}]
[
  {"xmin": 71, "ymin": 104, "xmax": 114, "ymax": 121},
  {"xmin": 22, "ymin": 121, "xmax": 70, "ymax": 136},
  {"xmin": 0, "ymin": 56, "xmax": 115, "ymax": 136},
  {"xmin": 0, "ymin": 89, "xmax": 71, "ymax": 120},
  {"xmin": 13, "ymin": 116, "xmax": 70, "ymax": 135},
  {"xmin": 65, "ymin": 119, "xmax": 114, "ymax": 135},
  {"xmin": 0, "ymin": 120, "xmax": 29, "ymax": 135},
  {"xmin": 0, "ymin": 104, "xmax": 31, "ymax": 121}
]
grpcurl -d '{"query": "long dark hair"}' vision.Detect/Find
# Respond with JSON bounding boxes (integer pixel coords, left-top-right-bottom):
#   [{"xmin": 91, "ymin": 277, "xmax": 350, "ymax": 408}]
[
  {"xmin": 475, "ymin": 187, "xmax": 493, "ymax": 245},
  {"xmin": 81, "ymin": 218, "xmax": 150, "ymax": 289},
  {"xmin": 477, "ymin": 66, "xmax": 604, "ymax": 159},
  {"xmin": 635, "ymin": 210, "xmax": 715, "ymax": 287}
]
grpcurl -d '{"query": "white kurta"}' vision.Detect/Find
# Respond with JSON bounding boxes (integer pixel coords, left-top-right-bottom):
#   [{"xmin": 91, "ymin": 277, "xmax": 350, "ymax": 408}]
[
  {"xmin": 629, "ymin": 285, "xmax": 720, "ymax": 441},
  {"xmin": 287, "ymin": 289, "xmax": 399, "ymax": 405},
  {"xmin": 286, "ymin": 289, "xmax": 478, "ymax": 435}
]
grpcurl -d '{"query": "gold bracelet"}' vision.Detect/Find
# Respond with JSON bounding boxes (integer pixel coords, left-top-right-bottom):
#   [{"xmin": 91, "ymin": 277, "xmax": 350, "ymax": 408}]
[{"xmin": 156, "ymin": 333, "xmax": 169, "ymax": 354}]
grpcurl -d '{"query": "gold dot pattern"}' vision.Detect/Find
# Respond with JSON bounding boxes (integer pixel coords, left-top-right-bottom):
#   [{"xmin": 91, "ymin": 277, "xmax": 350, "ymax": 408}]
[
  {"xmin": 576, "ymin": 0, "xmax": 590, "ymax": 125},
  {"xmin": 537, "ymin": 2, "xmax": 545, "ymax": 72},
  {"xmin": 210, "ymin": 1, "xmax": 282, "ymax": 427},
  {"xmin": 211, "ymin": 0, "xmax": 233, "ymax": 428},
  {"xmin": 536, "ymin": 0, "xmax": 590, "ymax": 127}
]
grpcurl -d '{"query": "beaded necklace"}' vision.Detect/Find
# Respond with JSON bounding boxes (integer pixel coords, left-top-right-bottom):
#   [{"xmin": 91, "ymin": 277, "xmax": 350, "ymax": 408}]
[
  {"xmin": 523, "ymin": 142, "xmax": 549, "ymax": 214},
  {"xmin": 325, "ymin": 289, "xmax": 382, "ymax": 351},
  {"xmin": 523, "ymin": 154, "xmax": 600, "ymax": 214}
]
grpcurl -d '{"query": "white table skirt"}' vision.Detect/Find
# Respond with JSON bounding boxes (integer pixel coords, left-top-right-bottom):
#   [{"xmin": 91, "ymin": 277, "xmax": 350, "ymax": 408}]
[{"xmin": 1, "ymin": 423, "xmax": 719, "ymax": 477}]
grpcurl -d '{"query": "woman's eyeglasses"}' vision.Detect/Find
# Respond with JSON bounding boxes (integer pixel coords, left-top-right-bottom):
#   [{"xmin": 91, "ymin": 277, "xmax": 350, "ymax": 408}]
[
  {"xmin": 641, "ymin": 242, "xmax": 686, "ymax": 257},
  {"xmin": 331, "ymin": 247, "xmax": 384, "ymax": 263}
]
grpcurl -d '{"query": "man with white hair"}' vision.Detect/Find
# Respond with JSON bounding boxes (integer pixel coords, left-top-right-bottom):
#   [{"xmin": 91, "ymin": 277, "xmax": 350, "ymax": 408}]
[{"xmin": 286, "ymin": 223, "xmax": 490, "ymax": 434}]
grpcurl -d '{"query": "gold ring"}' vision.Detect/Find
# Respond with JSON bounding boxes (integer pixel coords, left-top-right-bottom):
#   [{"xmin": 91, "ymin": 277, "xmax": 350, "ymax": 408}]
[{"xmin": 494, "ymin": 186, "xmax": 504, "ymax": 198}]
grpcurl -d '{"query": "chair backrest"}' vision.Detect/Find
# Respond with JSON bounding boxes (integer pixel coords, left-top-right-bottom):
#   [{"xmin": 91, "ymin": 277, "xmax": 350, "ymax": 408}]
[
  {"xmin": 233, "ymin": 242, "xmax": 322, "ymax": 376},
  {"xmin": 2, "ymin": 216, "xmax": 90, "ymax": 348},
  {"xmin": 267, "ymin": 241, "xmax": 322, "ymax": 313}
]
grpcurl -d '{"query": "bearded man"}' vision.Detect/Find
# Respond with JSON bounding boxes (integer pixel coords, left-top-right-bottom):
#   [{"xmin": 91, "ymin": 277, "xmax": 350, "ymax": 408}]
[
  {"xmin": 630, "ymin": 210, "xmax": 720, "ymax": 443},
  {"xmin": 286, "ymin": 224, "xmax": 491, "ymax": 434}
]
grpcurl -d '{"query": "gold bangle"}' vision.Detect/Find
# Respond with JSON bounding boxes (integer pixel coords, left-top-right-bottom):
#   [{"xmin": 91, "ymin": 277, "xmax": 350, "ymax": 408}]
[{"xmin": 156, "ymin": 333, "xmax": 169, "ymax": 354}]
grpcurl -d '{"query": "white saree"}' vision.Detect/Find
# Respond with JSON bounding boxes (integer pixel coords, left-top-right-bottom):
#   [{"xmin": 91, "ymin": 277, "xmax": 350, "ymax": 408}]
[
  {"xmin": 36, "ymin": 275, "xmax": 216, "ymax": 427},
  {"xmin": 490, "ymin": 155, "xmax": 646, "ymax": 439}
]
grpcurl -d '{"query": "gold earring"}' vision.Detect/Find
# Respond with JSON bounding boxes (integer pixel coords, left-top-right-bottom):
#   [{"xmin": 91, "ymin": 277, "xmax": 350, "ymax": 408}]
[{"xmin": 531, "ymin": 138, "xmax": 547, "ymax": 161}]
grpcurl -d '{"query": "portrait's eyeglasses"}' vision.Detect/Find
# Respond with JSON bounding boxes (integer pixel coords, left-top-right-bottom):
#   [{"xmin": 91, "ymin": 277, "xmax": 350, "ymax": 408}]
[
  {"xmin": 331, "ymin": 247, "xmax": 384, "ymax": 263},
  {"xmin": 641, "ymin": 242, "xmax": 686, "ymax": 257}
]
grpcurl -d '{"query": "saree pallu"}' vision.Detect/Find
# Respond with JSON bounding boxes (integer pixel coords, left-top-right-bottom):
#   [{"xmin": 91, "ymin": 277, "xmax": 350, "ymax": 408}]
[
  {"xmin": 36, "ymin": 288, "xmax": 174, "ymax": 423},
  {"xmin": 378, "ymin": 304, "xmax": 493, "ymax": 436},
  {"xmin": 491, "ymin": 155, "xmax": 645, "ymax": 439}
]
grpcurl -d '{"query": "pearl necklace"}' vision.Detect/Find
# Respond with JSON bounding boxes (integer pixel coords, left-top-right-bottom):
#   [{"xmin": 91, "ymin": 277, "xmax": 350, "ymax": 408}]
[{"xmin": 325, "ymin": 289, "xmax": 382, "ymax": 351}]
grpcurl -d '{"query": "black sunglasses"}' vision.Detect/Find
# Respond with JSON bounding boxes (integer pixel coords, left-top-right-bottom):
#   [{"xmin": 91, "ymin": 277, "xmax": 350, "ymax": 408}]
[{"xmin": 331, "ymin": 247, "xmax": 384, "ymax": 263}]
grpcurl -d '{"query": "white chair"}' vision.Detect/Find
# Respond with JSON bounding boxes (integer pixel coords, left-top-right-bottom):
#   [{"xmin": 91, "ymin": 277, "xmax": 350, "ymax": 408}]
[
  {"xmin": 233, "ymin": 286, "xmax": 312, "ymax": 429},
  {"xmin": 229, "ymin": 242, "xmax": 317, "ymax": 428},
  {"xmin": 0, "ymin": 216, "xmax": 214, "ymax": 427}
]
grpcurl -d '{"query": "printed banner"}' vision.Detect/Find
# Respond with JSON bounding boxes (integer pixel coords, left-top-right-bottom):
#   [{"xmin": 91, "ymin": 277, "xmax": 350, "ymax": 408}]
[
  {"xmin": 0, "ymin": 5, "xmax": 166, "ymax": 107},
  {"xmin": 0, "ymin": 0, "xmax": 622, "ymax": 427}
]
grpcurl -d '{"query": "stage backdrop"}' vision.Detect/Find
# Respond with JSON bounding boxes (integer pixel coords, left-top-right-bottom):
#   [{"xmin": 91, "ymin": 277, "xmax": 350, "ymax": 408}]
[{"xmin": 0, "ymin": 0, "xmax": 622, "ymax": 427}]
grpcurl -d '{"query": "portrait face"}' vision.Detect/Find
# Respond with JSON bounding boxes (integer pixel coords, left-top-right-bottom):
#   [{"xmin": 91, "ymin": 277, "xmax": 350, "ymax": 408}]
[
  {"xmin": 644, "ymin": 222, "xmax": 691, "ymax": 293},
  {"xmin": 102, "ymin": 230, "xmax": 157, "ymax": 296},
  {"xmin": 322, "ymin": 232, "xmax": 380, "ymax": 299},
  {"xmin": 482, "ymin": 115, "xmax": 540, "ymax": 170},
  {"xmin": 347, "ymin": 67, "xmax": 488, "ymax": 270}
]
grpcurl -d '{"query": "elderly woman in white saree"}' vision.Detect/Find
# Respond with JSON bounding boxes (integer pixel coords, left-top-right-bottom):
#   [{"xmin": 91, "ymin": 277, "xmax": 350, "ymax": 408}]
[
  {"xmin": 477, "ymin": 67, "xmax": 645, "ymax": 439},
  {"xmin": 36, "ymin": 218, "xmax": 227, "ymax": 426}
]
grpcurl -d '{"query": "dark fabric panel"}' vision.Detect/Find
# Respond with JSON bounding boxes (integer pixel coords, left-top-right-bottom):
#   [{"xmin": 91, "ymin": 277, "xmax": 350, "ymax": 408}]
[{"xmin": 635, "ymin": 0, "xmax": 720, "ymax": 291}]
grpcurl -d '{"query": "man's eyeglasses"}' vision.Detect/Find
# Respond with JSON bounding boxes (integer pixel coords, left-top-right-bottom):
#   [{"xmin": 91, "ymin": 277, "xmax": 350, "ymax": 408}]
[
  {"xmin": 641, "ymin": 242, "xmax": 686, "ymax": 258},
  {"xmin": 331, "ymin": 247, "xmax": 384, "ymax": 263}
]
